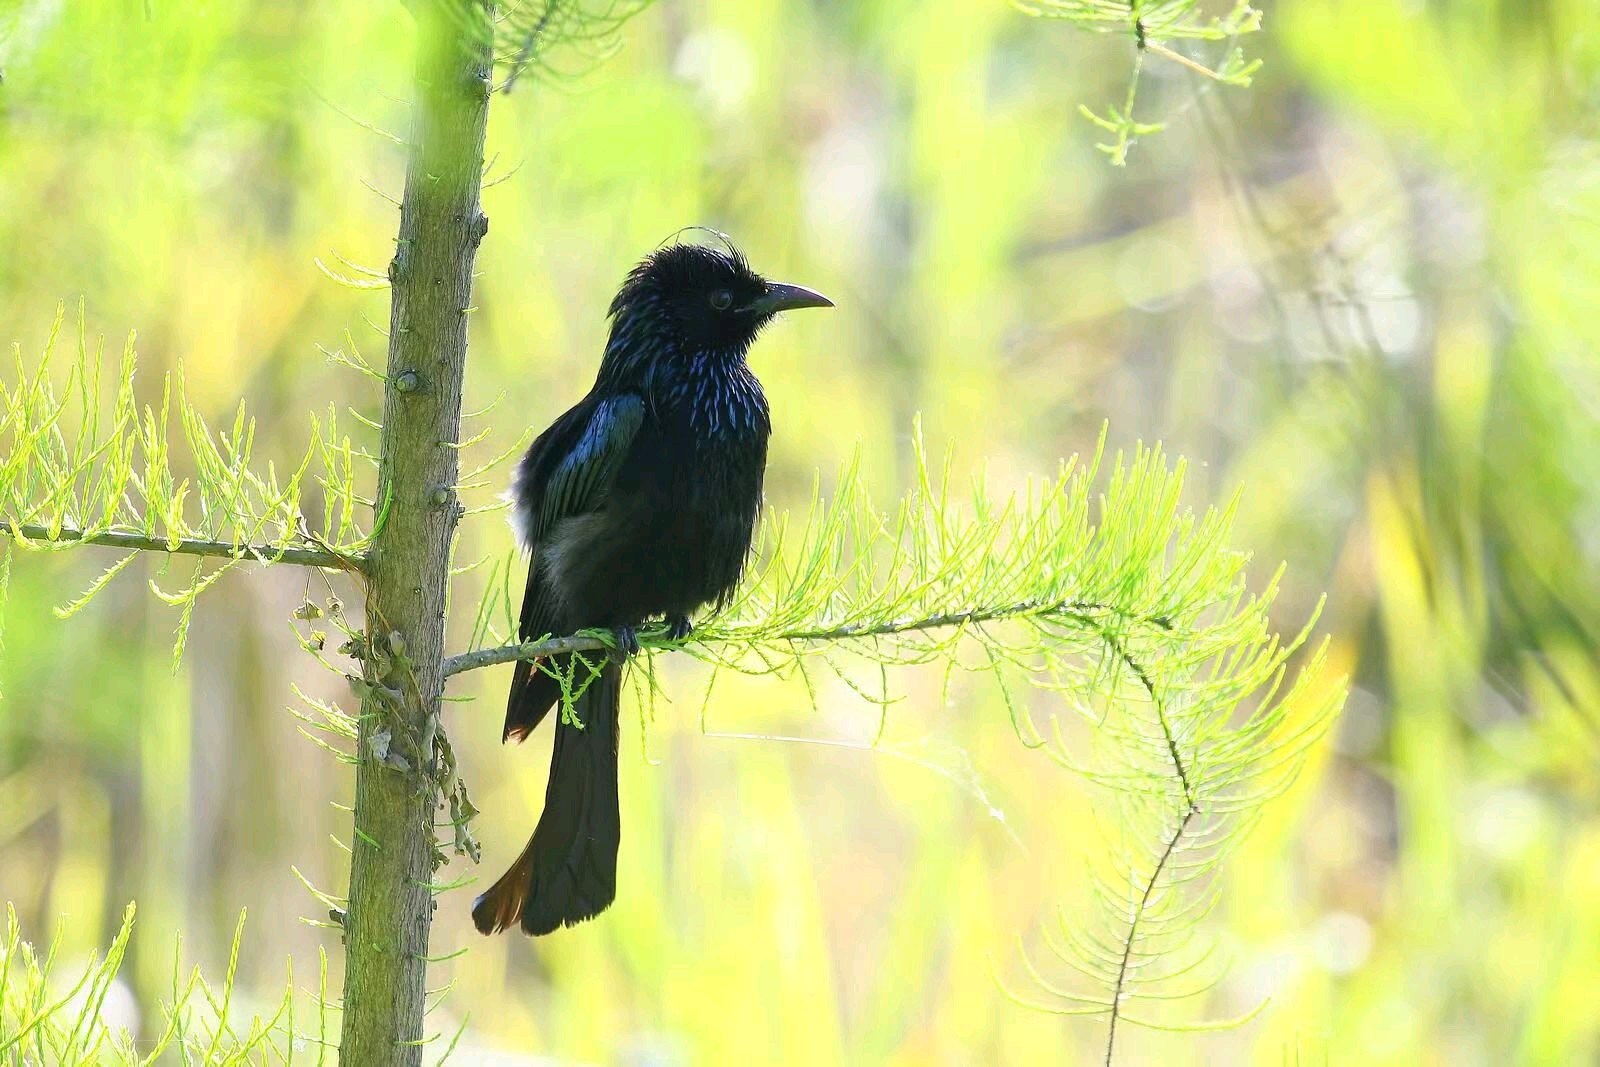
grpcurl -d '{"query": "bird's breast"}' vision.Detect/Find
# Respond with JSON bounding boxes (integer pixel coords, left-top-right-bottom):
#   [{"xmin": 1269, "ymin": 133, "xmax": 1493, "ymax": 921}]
[
  {"xmin": 539, "ymin": 405, "xmax": 768, "ymax": 627},
  {"xmin": 654, "ymin": 359, "xmax": 769, "ymax": 440}
]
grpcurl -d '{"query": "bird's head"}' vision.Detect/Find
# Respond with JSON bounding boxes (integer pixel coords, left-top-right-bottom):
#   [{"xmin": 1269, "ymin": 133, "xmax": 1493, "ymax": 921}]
[{"xmin": 605, "ymin": 241, "xmax": 832, "ymax": 367}]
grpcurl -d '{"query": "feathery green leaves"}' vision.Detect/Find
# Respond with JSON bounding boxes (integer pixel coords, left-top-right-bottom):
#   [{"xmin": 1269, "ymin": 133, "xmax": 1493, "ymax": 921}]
[
  {"xmin": 1015, "ymin": 0, "xmax": 1264, "ymax": 164},
  {"xmin": 451, "ymin": 424, "xmax": 1343, "ymax": 1056},
  {"xmin": 429, "ymin": 0, "xmax": 658, "ymax": 90},
  {"xmin": 0, "ymin": 305, "xmax": 374, "ymax": 662},
  {"xmin": 0, "ymin": 903, "xmax": 339, "ymax": 1066}
]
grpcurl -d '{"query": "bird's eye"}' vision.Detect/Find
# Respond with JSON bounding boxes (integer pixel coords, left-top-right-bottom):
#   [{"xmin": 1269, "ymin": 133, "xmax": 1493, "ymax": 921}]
[{"xmin": 708, "ymin": 289, "xmax": 733, "ymax": 311}]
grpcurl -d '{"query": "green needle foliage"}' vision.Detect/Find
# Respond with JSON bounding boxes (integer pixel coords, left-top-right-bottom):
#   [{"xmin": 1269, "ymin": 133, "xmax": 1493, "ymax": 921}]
[
  {"xmin": 0, "ymin": 305, "xmax": 372, "ymax": 663},
  {"xmin": 456, "ymin": 426, "xmax": 1342, "ymax": 1060},
  {"xmin": 0, "ymin": 299, "xmax": 1341, "ymax": 1060},
  {"xmin": 1015, "ymin": 0, "xmax": 1264, "ymax": 164},
  {"xmin": 0, "ymin": 3, "xmax": 1331, "ymax": 1062},
  {"xmin": 0, "ymin": 904, "xmax": 355, "ymax": 1067},
  {"xmin": 431, "ymin": 0, "xmax": 658, "ymax": 89}
]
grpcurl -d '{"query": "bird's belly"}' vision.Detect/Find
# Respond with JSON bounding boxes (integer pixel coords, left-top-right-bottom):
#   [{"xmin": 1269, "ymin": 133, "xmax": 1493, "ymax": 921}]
[{"xmin": 542, "ymin": 486, "xmax": 756, "ymax": 628}]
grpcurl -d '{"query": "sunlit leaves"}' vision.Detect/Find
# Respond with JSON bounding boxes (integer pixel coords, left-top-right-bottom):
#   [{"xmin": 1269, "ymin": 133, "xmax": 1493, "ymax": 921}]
[
  {"xmin": 687, "ymin": 428, "xmax": 1336, "ymax": 1054},
  {"xmin": 0, "ymin": 305, "xmax": 374, "ymax": 663},
  {"xmin": 452, "ymin": 422, "xmax": 1342, "ymax": 1055},
  {"xmin": 1015, "ymin": 0, "xmax": 1264, "ymax": 164},
  {"xmin": 1016, "ymin": 0, "xmax": 1261, "ymax": 42},
  {"xmin": 0, "ymin": 904, "xmax": 339, "ymax": 1065},
  {"xmin": 430, "ymin": 0, "xmax": 658, "ymax": 89},
  {"xmin": 692, "ymin": 427, "xmax": 1337, "ymax": 1053}
]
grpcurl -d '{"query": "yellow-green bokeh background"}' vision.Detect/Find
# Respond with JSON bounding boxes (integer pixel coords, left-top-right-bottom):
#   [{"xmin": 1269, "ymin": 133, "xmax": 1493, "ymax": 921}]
[{"xmin": 3, "ymin": 1, "xmax": 1599, "ymax": 1063}]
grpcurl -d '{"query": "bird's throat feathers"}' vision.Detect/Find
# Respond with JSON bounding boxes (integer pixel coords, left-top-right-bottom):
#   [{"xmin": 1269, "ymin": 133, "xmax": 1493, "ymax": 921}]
[{"xmin": 597, "ymin": 307, "xmax": 768, "ymax": 438}]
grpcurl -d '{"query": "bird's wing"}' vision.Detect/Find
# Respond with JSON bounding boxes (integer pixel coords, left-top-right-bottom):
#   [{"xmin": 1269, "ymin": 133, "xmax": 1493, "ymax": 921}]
[
  {"xmin": 514, "ymin": 391, "xmax": 646, "ymax": 549},
  {"xmin": 504, "ymin": 391, "xmax": 644, "ymax": 743},
  {"xmin": 536, "ymin": 392, "xmax": 645, "ymax": 536}
]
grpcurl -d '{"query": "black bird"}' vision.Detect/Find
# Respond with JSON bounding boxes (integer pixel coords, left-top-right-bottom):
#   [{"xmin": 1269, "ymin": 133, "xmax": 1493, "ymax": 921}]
[{"xmin": 472, "ymin": 240, "xmax": 832, "ymax": 936}]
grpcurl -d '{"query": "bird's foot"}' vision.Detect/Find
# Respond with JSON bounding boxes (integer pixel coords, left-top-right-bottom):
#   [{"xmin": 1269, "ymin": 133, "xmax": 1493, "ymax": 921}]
[
  {"xmin": 665, "ymin": 613, "xmax": 694, "ymax": 642},
  {"xmin": 610, "ymin": 624, "xmax": 640, "ymax": 657}
]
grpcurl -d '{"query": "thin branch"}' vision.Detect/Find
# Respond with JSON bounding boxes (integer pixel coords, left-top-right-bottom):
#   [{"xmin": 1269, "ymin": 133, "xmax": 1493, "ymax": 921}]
[
  {"xmin": 443, "ymin": 631, "xmax": 619, "ymax": 676},
  {"xmin": 500, "ymin": 5, "xmax": 553, "ymax": 92},
  {"xmin": 1100, "ymin": 626, "xmax": 1195, "ymax": 807},
  {"xmin": 1105, "ymin": 806, "xmax": 1197, "ymax": 1066},
  {"xmin": 439, "ymin": 598, "xmax": 1174, "ymax": 679},
  {"xmin": 1143, "ymin": 41, "xmax": 1226, "ymax": 82},
  {"xmin": 772, "ymin": 598, "xmax": 1171, "ymax": 643},
  {"xmin": 0, "ymin": 522, "xmax": 364, "ymax": 572}
]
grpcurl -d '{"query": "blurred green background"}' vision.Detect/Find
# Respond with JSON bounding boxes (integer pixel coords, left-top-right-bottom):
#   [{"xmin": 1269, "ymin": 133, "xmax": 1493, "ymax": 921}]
[{"xmin": 2, "ymin": 1, "xmax": 1599, "ymax": 1063}]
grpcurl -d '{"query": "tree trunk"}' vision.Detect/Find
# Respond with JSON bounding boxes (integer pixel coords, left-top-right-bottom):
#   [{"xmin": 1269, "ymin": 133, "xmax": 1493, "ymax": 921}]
[{"xmin": 339, "ymin": 3, "xmax": 490, "ymax": 1062}]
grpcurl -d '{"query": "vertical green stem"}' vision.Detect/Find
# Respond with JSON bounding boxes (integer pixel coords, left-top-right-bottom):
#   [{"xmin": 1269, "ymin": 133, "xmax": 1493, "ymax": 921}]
[{"xmin": 338, "ymin": 2, "xmax": 490, "ymax": 1062}]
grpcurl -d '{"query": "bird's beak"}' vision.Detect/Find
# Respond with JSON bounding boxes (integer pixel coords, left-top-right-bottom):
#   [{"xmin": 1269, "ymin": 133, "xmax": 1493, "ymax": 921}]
[{"xmin": 743, "ymin": 282, "xmax": 835, "ymax": 315}]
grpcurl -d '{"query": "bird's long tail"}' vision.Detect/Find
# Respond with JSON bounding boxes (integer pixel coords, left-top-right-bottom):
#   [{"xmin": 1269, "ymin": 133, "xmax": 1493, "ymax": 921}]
[{"xmin": 472, "ymin": 659, "xmax": 622, "ymax": 936}]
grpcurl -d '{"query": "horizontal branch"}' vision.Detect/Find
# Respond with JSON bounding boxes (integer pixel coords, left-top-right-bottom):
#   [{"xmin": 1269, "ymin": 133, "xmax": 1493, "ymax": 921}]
[
  {"xmin": 767, "ymin": 598, "xmax": 1169, "ymax": 644},
  {"xmin": 443, "ymin": 632, "xmax": 616, "ymax": 677},
  {"xmin": 0, "ymin": 522, "xmax": 365, "ymax": 572},
  {"xmin": 441, "ymin": 598, "xmax": 1173, "ymax": 679}
]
